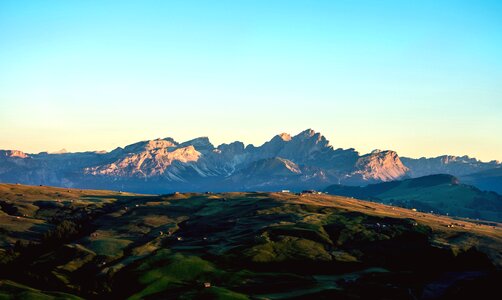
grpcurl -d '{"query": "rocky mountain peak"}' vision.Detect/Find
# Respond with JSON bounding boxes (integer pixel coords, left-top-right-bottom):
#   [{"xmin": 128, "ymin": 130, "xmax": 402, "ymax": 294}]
[
  {"xmin": 171, "ymin": 145, "xmax": 201, "ymax": 160},
  {"xmin": 278, "ymin": 133, "xmax": 292, "ymax": 141},
  {"xmin": 145, "ymin": 138, "xmax": 178, "ymax": 150},
  {"xmin": 179, "ymin": 137, "xmax": 214, "ymax": 151},
  {"xmin": 293, "ymin": 129, "xmax": 329, "ymax": 145},
  {"xmin": 352, "ymin": 150, "xmax": 409, "ymax": 182},
  {"xmin": 358, "ymin": 150, "xmax": 402, "ymax": 163},
  {"xmin": 439, "ymin": 155, "xmax": 481, "ymax": 165},
  {"xmin": 216, "ymin": 141, "xmax": 245, "ymax": 152},
  {"xmin": 123, "ymin": 138, "xmax": 178, "ymax": 153},
  {"xmin": 50, "ymin": 149, "xmax": 68, "ymax": 154},
  {"xmin": 284, "ymin": 129, "xmax": 330, "ymax": 154},
  {"xmin": 85, "ymin": 144, "xmax": 201, "ymax": 178},
  {"xmin": 299, "ymin": 128, "xmax": 317, "ymax": 137},
  {"xmin": 0, "ymin": 150, "xmax": 29, "ymax": 158}
]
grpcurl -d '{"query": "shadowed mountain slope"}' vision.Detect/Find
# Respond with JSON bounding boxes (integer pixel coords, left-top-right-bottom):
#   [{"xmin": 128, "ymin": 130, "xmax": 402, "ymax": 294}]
[{"xmin": 325, "ymin": 174, "xmax": 502, "ymax": 222}]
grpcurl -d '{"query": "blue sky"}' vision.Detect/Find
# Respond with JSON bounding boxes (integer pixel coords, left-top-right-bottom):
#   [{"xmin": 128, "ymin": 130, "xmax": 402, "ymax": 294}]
[{"xmin": 0, "ymin": 0, "xmax": 501, "ymax": 161}]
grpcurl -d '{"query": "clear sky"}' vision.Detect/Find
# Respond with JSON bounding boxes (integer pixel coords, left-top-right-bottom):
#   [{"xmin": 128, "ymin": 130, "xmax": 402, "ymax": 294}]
[{"xmin": 0, "ymin": 0, "xmax": 501, "ymax": 161}]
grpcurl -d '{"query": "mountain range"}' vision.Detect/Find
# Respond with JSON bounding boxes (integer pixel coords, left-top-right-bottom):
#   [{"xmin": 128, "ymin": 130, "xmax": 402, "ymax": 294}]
[{"xmin": 1, "ymin": 129, "xmax": 500, "ymax": 193}]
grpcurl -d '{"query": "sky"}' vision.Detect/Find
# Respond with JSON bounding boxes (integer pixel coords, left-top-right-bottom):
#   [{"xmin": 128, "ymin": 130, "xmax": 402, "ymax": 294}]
[{"xmin": 0, "ymin": 0, "xmax": 501, "ymax": 161}]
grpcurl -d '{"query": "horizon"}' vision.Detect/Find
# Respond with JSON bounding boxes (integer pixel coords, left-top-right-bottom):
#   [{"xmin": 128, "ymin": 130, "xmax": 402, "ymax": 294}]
[{"xmin": 1, "ymin": 0, "xmax": 501, "ymax": 161}]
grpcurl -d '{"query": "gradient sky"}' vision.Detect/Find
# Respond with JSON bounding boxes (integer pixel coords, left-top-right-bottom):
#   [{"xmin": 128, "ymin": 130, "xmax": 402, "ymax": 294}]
[{"xmin": 0, "ymin": 0, "xmax": 501, "ymax": 161}]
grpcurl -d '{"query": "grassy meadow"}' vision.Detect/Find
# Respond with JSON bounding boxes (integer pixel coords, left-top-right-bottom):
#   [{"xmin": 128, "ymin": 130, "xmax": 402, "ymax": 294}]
[{"xmin": 0, "ymin": 184, "xmax": 501, "ymax": 299}]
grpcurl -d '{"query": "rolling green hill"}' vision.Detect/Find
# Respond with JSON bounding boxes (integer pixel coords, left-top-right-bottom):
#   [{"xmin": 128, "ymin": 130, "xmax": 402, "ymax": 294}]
[
  {"xmin": 325, "ymin": 174, "xmax": 502, "ymax": 222},
  {"xmin": 0, "ymin": 183, "xmax": 142, "ymax": 248},
  {"xmin": 1, "ymin": 184, "xmax": 501, "ymax": 299}
]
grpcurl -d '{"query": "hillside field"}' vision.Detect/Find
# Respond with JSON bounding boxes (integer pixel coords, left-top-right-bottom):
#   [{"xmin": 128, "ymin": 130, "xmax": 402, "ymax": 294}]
[{"xmin": 0, "ymin": 184, "xmax": 501, "ymax": 299}]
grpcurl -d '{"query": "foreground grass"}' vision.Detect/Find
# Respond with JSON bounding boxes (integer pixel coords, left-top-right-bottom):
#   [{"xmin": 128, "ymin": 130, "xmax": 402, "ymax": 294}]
[{"xmin": 1, "ymin": 186, "xmax": 501, "ymax": 299}]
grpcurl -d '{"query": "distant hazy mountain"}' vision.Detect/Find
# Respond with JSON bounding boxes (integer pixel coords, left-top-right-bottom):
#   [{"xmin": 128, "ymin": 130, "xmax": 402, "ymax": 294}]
[
  {"xmin": 325, "ymin": 174, "xmax": 502, "ymax": 222},
  {"xmin": 401, "ymin": 155, "xmax": 500, "ymax": 177},
  {"xmin": 0, "ymin": 129, "xmax": 500, "ymax": 193},
  {"xmin": 400, "ymin": 155, "xmax": 502, "ymax": 194},
  {"xmin": 460, "ymin": 168, "xmax": 502, "ymax": 195}
]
